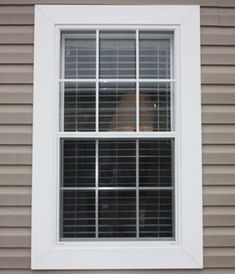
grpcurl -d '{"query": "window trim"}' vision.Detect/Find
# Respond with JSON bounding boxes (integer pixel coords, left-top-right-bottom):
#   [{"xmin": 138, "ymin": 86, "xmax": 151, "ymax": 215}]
[{"xmin": 32, "ymin": 5, "xmax": 202, "ymax": 269}]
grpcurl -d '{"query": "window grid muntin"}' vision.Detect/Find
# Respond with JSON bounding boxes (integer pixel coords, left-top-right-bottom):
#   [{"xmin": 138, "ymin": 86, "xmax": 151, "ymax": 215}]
[
  {"xmin": 136, "ymin": 139, "xmax": 139, "ymax": 238},
  {"xmin": 60, "ymin": 31, "xmax": 175, "ymax": 133},
  {"xmin": 59, "ymin": 29, "xmax": 175, "ymax": 241},
  {"xmin": 60, "ymin": 138, "xmax": 174, "ymax": 240}
]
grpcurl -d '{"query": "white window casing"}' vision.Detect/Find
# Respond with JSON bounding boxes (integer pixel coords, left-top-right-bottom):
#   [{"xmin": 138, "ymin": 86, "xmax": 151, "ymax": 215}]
[{"xmin": 32, "ymin": 5, "xmax": 202, "ymax": 269}]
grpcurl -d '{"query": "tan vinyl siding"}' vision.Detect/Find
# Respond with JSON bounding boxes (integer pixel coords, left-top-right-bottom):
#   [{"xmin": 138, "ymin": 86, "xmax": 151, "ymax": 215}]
[
  {"xmin": 0, "ymin": 26, "xmax": 34, "ymax": 44},
  {"xmin": 202, "ymin": 46, "xmax": 235, "ymax": 65},
  {"xmin": 203, "ymin": 105, "xmax": 235, "ymax": 124},
  {"xmin": 0, "ymin": 85, "xmax": 33, "ymax": 104},
  {"xmin": 201, "ymin": 8, "xmax": 235, "ymax": 26},
  {"xmin": 0, "ymin": 6, "xmax": 34, "ymax": 25},
  {"xmin": 0, "ymin": 125, "xmax": 32, "ymax": 145},
  {"xmin": 0, "ymin": 186, "xmax": 31, "ymax": 206},
  {"xmin": 0, "ymin": 65, "xmax": 33, "ymax": 84},
  {"xmin": 202, "ymin": 85, "xmax": 235, "ymax": 104},
  {"xmin": 0, "ymin": 228, "xmax": 31, "ymax": 248},
  {"xmin": 203, "ymin": 166, "xmax": 235, "ymax": 185},
  {"xmin": 0, "ymin": 1, "xmax": 235, "ymax": 273},
  {"xmin": 0, "ymin": 207, "xmax": 31, "ymax": 227},
  {"xmin": 0, "ymin": 46, "xmax": 33, "ymax": 64},
  {"xmin": 0, "ymin": 166, "xmax": 31, "ymax": 186}
]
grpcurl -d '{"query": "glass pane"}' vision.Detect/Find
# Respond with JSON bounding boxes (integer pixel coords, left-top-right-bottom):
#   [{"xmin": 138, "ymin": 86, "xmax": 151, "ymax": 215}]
[
  {"xmin": 62, "ymin": 140, "xmax": 95, "ymax": 187},
  {"xmin": 99, "ymin": 31, "xmax": 136, "ymax": 79},
  {"xmin": 99, "ymin": 140, "xmax": 136, "ymax": 187},
  {"xmin": 99, "ymin": 190, "xmax": 136, "ymax": 238},
  {"xmin": 139, "ymin": 82, "xmax": 171, "ymax": 131},
  {"xmin": 139, "ymin": 139, "xmax": 173, "ymax": 187},
  {"xmin": 63, "ymin": 32, "xmax": 96, "ymax": 79},
  {"xmin": 62, "ymin": 82, "xmax": 96, "ymax": 132},
  {"xmin": 139, "ymin": 31, "xmax": 172, "ymax": 79},
  {"xmin": 139, "ymin": 190, "xmax": 174, "ymax": 238},
  {"xmin": 99, "ymin": 82, "xmax": 136, "ymax": 131},
  {"xmin": 61, "ymin": 190, "xmax": 96, "ymax": 239}
]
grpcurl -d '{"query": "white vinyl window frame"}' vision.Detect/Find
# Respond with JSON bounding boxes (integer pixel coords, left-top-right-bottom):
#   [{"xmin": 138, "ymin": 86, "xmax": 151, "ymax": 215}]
[
  {"xmin": 32, "ymin": 5, "xmax": 202, "ymax": 269},
  {"xmin": 60, "ymin": 31, "xmax": 175, "ymax": 241}
]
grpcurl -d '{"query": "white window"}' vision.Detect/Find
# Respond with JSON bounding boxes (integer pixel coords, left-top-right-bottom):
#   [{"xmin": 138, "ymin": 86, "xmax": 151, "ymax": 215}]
[
  {"xmin": 32, "ymin": 5, "xmax": 202, "ymax": 269},
  {"xmin": 60, "ymin": 31, "xmax": 174, "ymax": 241}
]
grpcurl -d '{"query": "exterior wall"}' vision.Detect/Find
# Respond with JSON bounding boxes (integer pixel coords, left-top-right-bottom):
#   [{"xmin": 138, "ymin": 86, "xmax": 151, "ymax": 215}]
[{"xmin": 0, "ymin": 0, "xmax": 235, "ymax": 273}]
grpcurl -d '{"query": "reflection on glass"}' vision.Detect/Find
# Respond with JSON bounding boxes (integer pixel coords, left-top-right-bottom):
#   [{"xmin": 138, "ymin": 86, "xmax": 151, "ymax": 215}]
[
  {"xmin": 99, "ymin": 31, "xmax": 136, "ymax": 79},
  {"xmin": 62, "ymin": 139, "xmax": 96, "ymax": 188},
  {"xmin": 63, "ymin": 32, "xmax": 96, "ymax": 79},
  {"xmin": 99, "ymin": 190, "xmax": 136, "ymax": 238},
  {"xmin": 62, "ymin": 82, "xmax": 96, "ymax": 132},
  {"xmin": 139, "ymin": 190, "xmax": 173, "ymax": 238},
  {"xmin": 99, "ymin": 82, "xmax": 136, "ymax": 131},
  {"xmin": 99, "ymin": 140, "xmax": 136, "ymax": 187},
  {"xmin": 139, "ymin": 31, "xmax": 172, "ymax": 79},
  {"xmin": 139, "ymin": 139, "xmax": 173, "ymax": 187},
  {"xmin": 139, "ymin": 82, "xmax": 171, "ymax": 131},
  {"xmin": 61, "ymin": 190, "xmax": 96, "ymax": 238}
]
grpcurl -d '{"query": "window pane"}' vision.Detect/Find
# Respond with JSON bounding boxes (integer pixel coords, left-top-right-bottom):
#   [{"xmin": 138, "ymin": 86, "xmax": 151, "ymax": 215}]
[
  {"xmin": 139, "ymin": 190, "xmax": 174, "ymax": 238},
  {"xmin": 60, "ymin": 30, "xmax": 175, "ymax": 242},
  {"xmin": 99, "ymin": 31, "xmax": 136, "ymax": 79},
  {"xmin": 99, "ymin": 82, "xmax": 136, "ymax": 131},
  {"xmin": 63, "ymin": 32, "xmax": 96, "ymax": 79},
  {"xmin": 62, "ymin": 82, "xmax": 96, "ymax": 132},
  {"xmin": 99, "ymin": 140, "xmax": 136, "ymax": 187},
  {"xmin": 61, "ymin": 190, "xmax": 96, "ymax": 239},
  {"xmin": 139, "ymin": 32, "xmax": 172, "ymax": 79},
  {"xmin": 62, "ymin": 140, "xmax": 95, "ymax": 187},
  {"xmin": 60, "ymin": 139, "xmax": 175, "ymax": 240},
  {"xmin": 99, "ymin": 190, "xmax": 136, "ymax": 238},
  {"xmin": 139, "ymin": 139, "xmax": 173, "ymax": 187},
  {"xmin": 139, "ymin": 82, "xmax": 171, "ymax": 131}
]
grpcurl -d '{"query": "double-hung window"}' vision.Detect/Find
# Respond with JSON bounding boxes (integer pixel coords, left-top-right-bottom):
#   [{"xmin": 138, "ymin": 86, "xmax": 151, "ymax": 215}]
[
  {"xmin": 60, "ymin": 30, "xmax": 174, "ymax": 240},
  {"xmin": 32, "ymin": 5, "xmax": 202, "ymax": 269}
]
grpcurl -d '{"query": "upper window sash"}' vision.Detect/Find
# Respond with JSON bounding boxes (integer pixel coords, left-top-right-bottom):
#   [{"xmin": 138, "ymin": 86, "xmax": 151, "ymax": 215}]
[
  {"xmin": 59, "ymin": 30, "xmax": 175, "ymax": 133},
  {"xmin": 60, "ymin": 31, "xmax": 174, "ymax": 81}
]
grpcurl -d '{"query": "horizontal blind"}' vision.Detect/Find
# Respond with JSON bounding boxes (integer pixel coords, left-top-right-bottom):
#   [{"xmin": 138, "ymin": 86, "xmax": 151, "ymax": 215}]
[
  {"xmin": 139, "ymin": 31, "xmax": 171, "ymax": 79},
  {"xmin": 62, "ymin": 140, "xmax": 96, "ymax": 187},
  {"xmin": 99, "ymin": 82, "xmax": 136, "ymax": 131},
  {"xmin": 64, "ymin": 32, "xmax": 96, "ymax": 79},
  {"xmin": 99, "ymin": 140, "xmax": 136, "ymax": 187},
  {"xmin": 63, "ymin": 82, "xmax": 96, "ymax": 132},
  {"xmin": 60, "ymin": 139, "xmax": 174, "ymax": 240},
  {"xmin": 139, "ymin": 82, "xmax": 171, "ymax": 131},
  {"xmin": 62, "ymin": 190, "xmax": 96, "ymax": 238},
  {"xmin": 60, "ymin": 30, "xmax": 175, "ymax": 241},
  {"xmin": 139, "ymin": 140, "xmax": 174, "ymax": 239},
  {"xmin": 99, "ymin": 190, "xmax": 136, "ymax": 238},
  {"xmin": 139, "ymin": 190, "xmax": 173, "ymax": 238},
  {"xmin": 99, "ymin": 31, "xmax": 136, "ymax": 79},
  {"xmin": 139, "ymin": 139, "xmax": 173, "ymax": 187},
  {"xmin": 62, "ymin": 81, "xmax": 172, "ymax": 132}
]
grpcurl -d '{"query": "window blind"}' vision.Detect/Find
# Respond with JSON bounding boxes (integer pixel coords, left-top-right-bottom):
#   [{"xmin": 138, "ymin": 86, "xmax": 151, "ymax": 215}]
[
  {"xmin": 99, "ymin": 190, "xmax": 136, "ymax": 238},
  {"xmin": 139, "ymin": 82, "xmax": 171, "ymax": 131},
  {"xmin": 139, "ymin": 32, "xmax": 171, "ymax": 79},
  {"xmin": 62, "ymin": 190, "xmax": 96, "ymax": 238},
  {"xmin": 60, "ymin": 30, "xmax": 175, "ymax": 241},
  {"xmin": 60, "ymin": 139, "xmax": 174, "ymax": 239},
  {"xmin": 64, "ymin": 32, "xmax": 96, "ymax": 79},
  {"xmin": 99, "ymin": 31, "xmax": 136, "ymax": 79},
  {"xmin": 99, "ymin": 83, "xmax": 136, "ymax": 131},
  {"xmin": 63, "ymin": 82, "xmax": 96, "ymax": 132}
]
